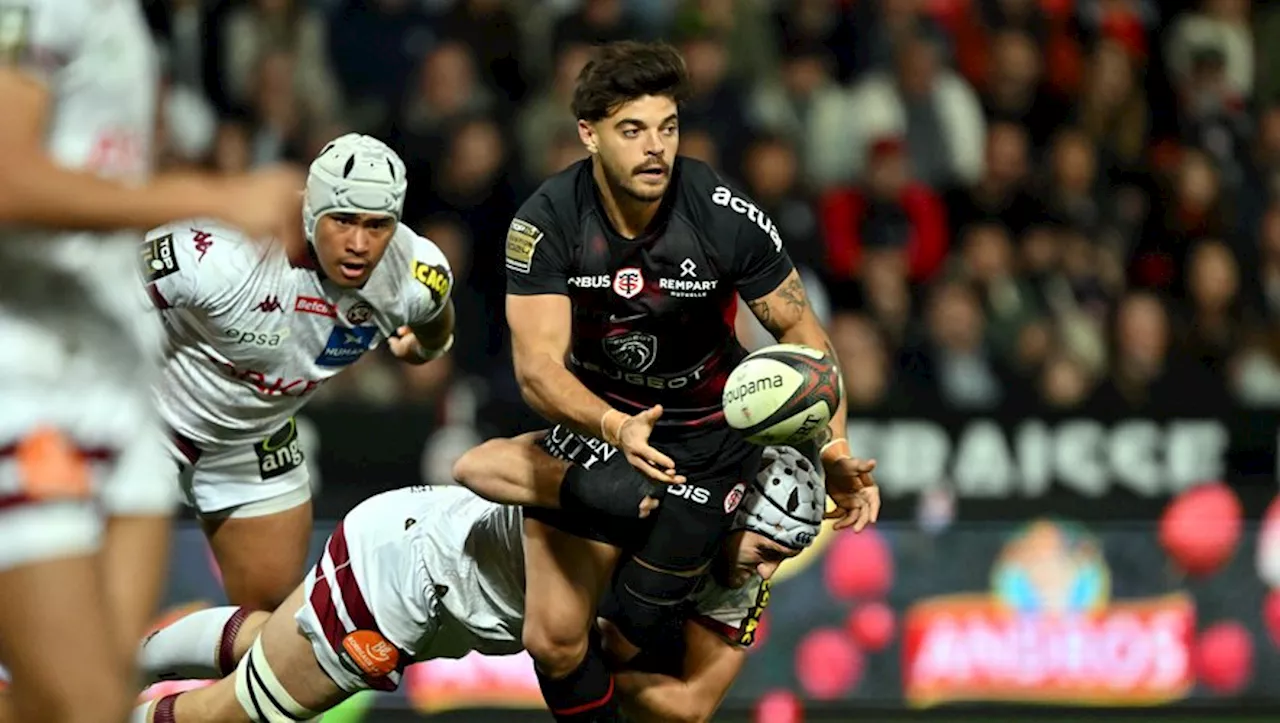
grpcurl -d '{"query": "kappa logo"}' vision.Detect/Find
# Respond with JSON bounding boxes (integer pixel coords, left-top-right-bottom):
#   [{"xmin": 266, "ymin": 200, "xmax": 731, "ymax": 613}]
[
  {"xmin": 602, "ymin": 330, "xmax": 657, "ymax": 373},
  {"xmin": 612, "ymin": 267, "xmax": 644, "ymax": 299},
  {"xmin": 255, "ymin": 295, "xmax": 283, "ymax": 312},
  {"xmin": 315, "ymin": 326, "xmax": 378, "ymax": 367},
  {"xmin": 191, "ymin": 229, "xmax": 213, "ymax": 261},
  {"xmin": 295, "ymin": 296, "xmax": 337, "ymax": 318}
]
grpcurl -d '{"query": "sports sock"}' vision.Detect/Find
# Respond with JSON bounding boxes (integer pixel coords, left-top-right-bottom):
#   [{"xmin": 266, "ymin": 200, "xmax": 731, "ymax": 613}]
[
  {"xmin": 534, "ymin": 640, "xmax": 623, "ymax": 723},
  {"xmin": 138, "ymin": 606, "xmax": 251, "ymax": 683}
]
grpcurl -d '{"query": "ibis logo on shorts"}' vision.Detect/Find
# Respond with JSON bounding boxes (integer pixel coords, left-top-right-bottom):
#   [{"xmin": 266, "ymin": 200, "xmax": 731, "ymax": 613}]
[
  {"xmin": 253, "ymin": 418, "xmax": 304, "ymax": 480},
  {"xmin": 723, "ymin": 375, "xmax": 785, "ymax": 404},
  {"xmin": 612, "ymin": 267, "xmax": 644, "ymax": 298},
  {"xmin": 602, "ymin": 330, "xmax": 657, "ymax": 373},
  {"xmin": 668, "ymin": 484, "xmax": 712, "ymax": 505}
]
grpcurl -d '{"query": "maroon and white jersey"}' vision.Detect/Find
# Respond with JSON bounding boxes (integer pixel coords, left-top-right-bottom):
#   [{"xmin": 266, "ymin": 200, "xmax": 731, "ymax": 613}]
[
  {"xmin": 294, "ymin": 486, "xmax": 768, "ymax": 693},
  {"xmin": 142, "ymin": 221, "xmax": 452, "ymax": 448}
]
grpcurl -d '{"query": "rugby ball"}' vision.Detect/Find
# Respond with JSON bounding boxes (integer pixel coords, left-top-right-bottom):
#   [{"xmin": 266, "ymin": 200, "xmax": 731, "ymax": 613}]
[{"xmin": 723, "ymin": 344, "xmax": 842, "ymax": 446}]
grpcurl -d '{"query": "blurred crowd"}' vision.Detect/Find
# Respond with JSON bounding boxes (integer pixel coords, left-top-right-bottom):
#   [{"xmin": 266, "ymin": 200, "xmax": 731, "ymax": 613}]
[{"xmin": 144, "ymin": 0, "xmax": 1280, "ymax": 423}]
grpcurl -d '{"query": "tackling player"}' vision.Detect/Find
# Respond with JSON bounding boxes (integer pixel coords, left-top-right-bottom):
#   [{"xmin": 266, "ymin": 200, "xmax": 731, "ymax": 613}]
[
  {"xmin": 0, "ymin": 0, "xmax": 304, "ymax": 720},
  {"xmin": 143, "ymin": 133, "xmax": 455, "ymax": 611},
  {"xmin": 485, "ymin": 40, "xmax": 878, "ymax": 722},
  {"xmin": 130, "ymin": 445, "xmax": 823, "ymax": 723}
]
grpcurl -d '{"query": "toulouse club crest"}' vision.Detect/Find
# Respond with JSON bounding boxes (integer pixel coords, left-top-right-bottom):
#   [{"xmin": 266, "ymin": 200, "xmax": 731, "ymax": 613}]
[{"xmin": 603, "ymin": 330, "xmax": 657, "ymax": 373}]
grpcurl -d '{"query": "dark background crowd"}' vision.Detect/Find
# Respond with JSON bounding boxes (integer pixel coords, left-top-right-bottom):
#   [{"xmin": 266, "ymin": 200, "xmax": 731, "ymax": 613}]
[{"xmin": 142, "ymin": 0, "xmax": 1280, "ymax": 427}]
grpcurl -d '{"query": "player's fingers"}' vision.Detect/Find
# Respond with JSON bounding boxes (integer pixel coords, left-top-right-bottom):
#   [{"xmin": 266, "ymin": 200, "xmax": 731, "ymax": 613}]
[
  {"xmin": 868, "ymin": 492, "xmax": 881, "ymax": 523},
  {"xmin": 395, "ymin": 325, "xmax": 411, "ymax": 338},
  {"xmin": 639, "ymin": 405, "xmax": 664, "ymax": 424},
  {"xmin": 639, "ymin": 496, "xmax": 661, "ymax": 518},
  {"xmin": 637, "ymin": 444, "xmax": 677, "ymax": 475},
  {"xmin": 630, "ymin": 452, "xmax": 678, "ymax": 484}
]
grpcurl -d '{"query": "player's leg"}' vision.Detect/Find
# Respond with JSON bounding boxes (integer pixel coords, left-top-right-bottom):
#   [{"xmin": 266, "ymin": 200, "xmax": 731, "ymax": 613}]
[
  {"xmin": 0, "ymin": 551, "xmax": 128, "ymax": 723},
  {"xmin": 99, "ymin": 427, "xmax": 181, "ymax": 682},
  {"xmin": 190, "ymin": 422, "xmax": 314, "ymax": 610},
  {"xmin": 522, "ymin": 515, "xmax": 625, "ymax": 722},
  {"xmin": 132, "ymin": 585, "xmax": 348, "ymax": 723},
  {"xmin": 202, "ymin": 500, "xmax": 312, "ymax": 610},
  {"xmin": 607, "ymin": 433, "xmax": 764, "ymax": 658},
  {"xmin": 139, "ymin": 605, "xmax": 268, "ymax": 685}
]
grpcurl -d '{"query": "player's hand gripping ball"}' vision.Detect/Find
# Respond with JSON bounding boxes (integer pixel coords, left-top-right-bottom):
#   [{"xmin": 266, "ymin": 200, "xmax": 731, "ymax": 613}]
[{"xmin": 724, "ymin": 344, "xmax": 842, "ymax": 446}]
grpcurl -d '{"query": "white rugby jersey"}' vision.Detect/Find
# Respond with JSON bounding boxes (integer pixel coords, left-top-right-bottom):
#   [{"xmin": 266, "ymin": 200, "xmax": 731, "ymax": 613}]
[
  {"xmin": 0, "ymin": 0, "xmax": 160, "ymax": 380},
  {"xmin": 143, "ymin": 221, "xmax": 452, "ymax": 448},
  {"xmin": 351, "ymin": 486, "xmax": 769, "ymax": 662}
]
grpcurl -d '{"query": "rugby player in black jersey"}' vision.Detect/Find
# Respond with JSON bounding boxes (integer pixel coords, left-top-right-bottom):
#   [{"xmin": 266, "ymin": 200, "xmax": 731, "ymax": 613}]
[{"xmin": 454, "ymin": 41, "xmax": 879, "ymax": 722}]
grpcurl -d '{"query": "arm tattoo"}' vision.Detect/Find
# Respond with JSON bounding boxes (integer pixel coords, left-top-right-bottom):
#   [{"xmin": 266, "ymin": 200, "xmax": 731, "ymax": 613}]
[
  {"xmin": 776, "ymin": 277, "xmax": 809, "ymax": 317},
  {"xmin": 747, "ymin": 298, "xmax": 783, "ymax": 336}
]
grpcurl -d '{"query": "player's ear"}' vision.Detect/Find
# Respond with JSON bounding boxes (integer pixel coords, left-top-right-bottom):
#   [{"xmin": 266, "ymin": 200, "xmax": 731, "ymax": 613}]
[{"xmin": 578, "ymin": 120, "xmax": 598, "ymax": 155}]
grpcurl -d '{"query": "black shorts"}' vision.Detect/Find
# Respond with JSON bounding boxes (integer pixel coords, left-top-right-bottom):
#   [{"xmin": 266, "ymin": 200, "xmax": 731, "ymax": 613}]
[{"xmin": 524, "ymin": 422, "xmax": 763, "ymax": 554}]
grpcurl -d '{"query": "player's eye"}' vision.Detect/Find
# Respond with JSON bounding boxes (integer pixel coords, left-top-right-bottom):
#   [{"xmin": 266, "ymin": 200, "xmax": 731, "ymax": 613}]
[
  {"xmin": 622, "ymin": 129, "xmax": 640, "ymax": 138},
  {"xmin": 663, "ymin": 125, "xmax": 678, "ymax": 135}
]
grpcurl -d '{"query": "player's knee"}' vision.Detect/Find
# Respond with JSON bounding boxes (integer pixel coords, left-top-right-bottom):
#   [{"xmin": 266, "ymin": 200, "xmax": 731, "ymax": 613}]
[
  {"xmin": 521, "ymin": 620, "xmax": 589, "ymax": 677},
  {"xmin": 612, "ymin": 560, "xmax": 703, "ymax": 643},
  {"xmin": 225, "ymin": 573, "xmax": 295, "ymax": 611}
]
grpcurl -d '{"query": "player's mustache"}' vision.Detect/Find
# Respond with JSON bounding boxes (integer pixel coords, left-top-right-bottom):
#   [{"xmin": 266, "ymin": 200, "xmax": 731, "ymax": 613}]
[{"xmin": 633, "ymin": 161, "xmax": 669, "ymax": 174}]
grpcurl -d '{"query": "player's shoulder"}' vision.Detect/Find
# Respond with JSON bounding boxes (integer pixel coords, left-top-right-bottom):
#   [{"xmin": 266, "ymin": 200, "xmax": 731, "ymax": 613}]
[
  {"xmin": 141, "ymin": 219, "xmax": 263, "ymax": 283},
  {"xmin": 389, "ymin": 223, "xmax": 453, "ymax": 306},
  {"xmin": 513, "ymin": 160, "xmax": 589, "ymax": 231},
  {"xmin": 675, "ymin": 159, "xmax": 783, "ymax": 252}
]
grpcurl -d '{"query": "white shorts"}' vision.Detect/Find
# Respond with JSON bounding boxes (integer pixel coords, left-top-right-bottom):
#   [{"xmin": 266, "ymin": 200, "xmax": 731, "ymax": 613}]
[
  {"xmin": 294, "ymin": 495, "xmax": 441, "ymax": 693},
  {"xmin": 0, "ymin": 323, "xmax": 175, "ymax": 571},
  {"xmin": 171, "ymin": 418, "xmax": 312, "ymax": 519}
]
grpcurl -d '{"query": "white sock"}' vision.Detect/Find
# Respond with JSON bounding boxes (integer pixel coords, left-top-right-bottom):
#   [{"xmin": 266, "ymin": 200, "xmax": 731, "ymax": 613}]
[
  {"xmin": 138, "ymin": 606, "xmax": 250, "ymax": 685},
  {"xmin": 129, "ymin": 701, "xmax": 152, "ymax": 723}
]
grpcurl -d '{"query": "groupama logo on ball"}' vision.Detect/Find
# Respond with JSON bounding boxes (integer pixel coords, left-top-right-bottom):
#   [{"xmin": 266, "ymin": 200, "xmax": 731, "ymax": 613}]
[{"xmin": 723, "ymin": 344, "xmax": 841, "ymax": 446}]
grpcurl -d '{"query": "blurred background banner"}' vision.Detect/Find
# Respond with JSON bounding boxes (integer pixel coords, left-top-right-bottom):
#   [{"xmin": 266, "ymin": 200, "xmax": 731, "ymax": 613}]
[{"xmin": 296, "ymin": 407, "xmax": 1279, "ymax": 522}]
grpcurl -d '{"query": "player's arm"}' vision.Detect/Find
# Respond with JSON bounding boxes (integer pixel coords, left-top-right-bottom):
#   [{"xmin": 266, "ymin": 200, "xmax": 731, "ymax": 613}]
[
  {"xmin": 140, "ymin": 226, "xmax": 246, "ymax": 312},
  {"xmin": 0, "ymin": 6, "xmax": 298, "ymax": 237},
  {"xmin": 608, "ymin": 619, "xmax": 746, "ymax": 723},
  {"xmin": 392, "ymin": 236, "xmax": 457, "ymax": 364},
  {"xmin": 505, "ymin": 211, "xmax": 678, "ymax": 482},
  {"xmin": 0, "ymin": 68, "xmax": 227, "ymax": 230},
  {"xmin": 744, "ymin": 269, "xmax": 848, "ymax": 457}
]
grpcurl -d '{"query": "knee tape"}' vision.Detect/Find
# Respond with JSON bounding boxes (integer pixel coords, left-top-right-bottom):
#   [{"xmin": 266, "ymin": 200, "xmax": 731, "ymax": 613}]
[
  {"xmin": 611, "ymin": 559, "xmax": 705, "ymax": 645},
  {"xmin": 234, "ymin": 635, "xmax": 319, "ymax": 722}
]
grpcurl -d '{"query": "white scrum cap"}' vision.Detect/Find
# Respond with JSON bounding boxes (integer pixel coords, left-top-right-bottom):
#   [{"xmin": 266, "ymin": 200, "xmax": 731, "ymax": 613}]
[
  {"xmin": 303, "ymin": 133, "xmax": 408, "ymax": 242},
  {"xmin": 737, "ymin": 445, "xmax": 825, "ymax": 550}
]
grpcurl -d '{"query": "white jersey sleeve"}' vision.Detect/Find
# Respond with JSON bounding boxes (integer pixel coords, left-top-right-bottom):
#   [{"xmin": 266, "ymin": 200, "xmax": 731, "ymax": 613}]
[
  {"xmin": 0, "ymin": 0, "xmax": 90, "ymax": 85},
  {"xmin": 141, "ymin": 223, "xmax": 256, "ymax": 313},
  {"xmin": 690, "ymin": 577, "xmax": 771, "ymax": 648},
  {"xmin": 404, "ymin": 231, "xmax": 453, "ymax": 326}
]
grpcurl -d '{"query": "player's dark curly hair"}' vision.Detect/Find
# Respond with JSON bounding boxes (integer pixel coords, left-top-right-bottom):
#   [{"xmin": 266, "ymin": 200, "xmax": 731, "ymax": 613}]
[{"xmin": 571, "ymin": 41, "xmax": 691, "ymax": 122}]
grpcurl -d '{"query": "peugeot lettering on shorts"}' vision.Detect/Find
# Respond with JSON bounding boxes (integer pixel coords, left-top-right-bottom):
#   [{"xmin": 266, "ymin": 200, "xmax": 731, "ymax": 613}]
[
  {"xmin": 315, "ymin": 326, "xmax": 378, "ymax": 368},
  {"xmin": 253, "ymin": 418, "xmax": 304, "ymax": 480}
]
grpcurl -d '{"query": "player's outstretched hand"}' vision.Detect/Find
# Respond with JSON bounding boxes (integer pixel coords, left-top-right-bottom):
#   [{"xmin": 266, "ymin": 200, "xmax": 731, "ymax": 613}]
[
  {"xmin": 216, "ymin": 165, "xmax": 306, "ymax": 243},
  {"xmin": 823, "ymin": 455, "xmax": 880, "ymax": 532},
  {"xmin": 615, "ymin": 405, "xmax": 686, "ymax": 486}
]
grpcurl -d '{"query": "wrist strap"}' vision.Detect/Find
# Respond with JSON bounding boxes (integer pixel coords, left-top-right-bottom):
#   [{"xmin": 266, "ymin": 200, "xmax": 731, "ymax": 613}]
[
  {"xmin": 820, "ymin": 437, "xmax": 850, "ymax": 463},
  {"xmin": 417, "ymin": 334, "xmax": 454, "ymax": 361},
  {"xmin": 600, "ymin": 409, "xmax": 625, "ymax": 445}
]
